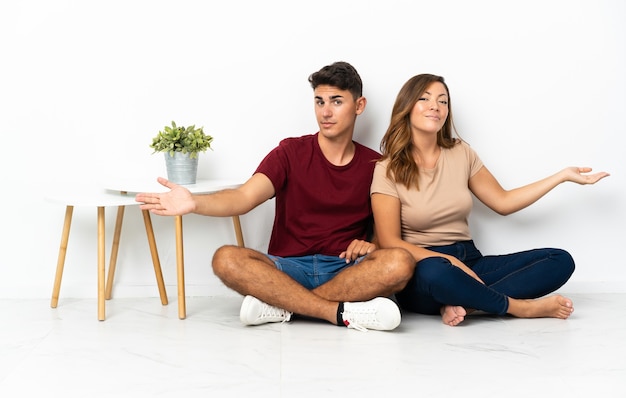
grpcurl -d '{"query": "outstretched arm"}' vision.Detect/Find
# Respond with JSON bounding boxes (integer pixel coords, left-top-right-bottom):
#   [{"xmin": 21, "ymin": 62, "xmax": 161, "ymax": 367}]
[
  {"xmin": 470, "ymin": 166, "xmax": 610, "ymax": 216},
  {"xmin": 136, "ymin": 173, "xmax": 275, "ymax": 217}
]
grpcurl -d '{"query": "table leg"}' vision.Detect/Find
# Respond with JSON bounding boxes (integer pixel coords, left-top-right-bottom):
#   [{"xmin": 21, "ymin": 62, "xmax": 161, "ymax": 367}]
[
  {"xmin": 175, "ymin": 215, "xmax": 186, "ymax": 319},
  {"xmin": 105, "ymin": 205, "xmax": 125, "ymax": 300},
  {"xmin": 97, "ymin": 206, "xmax": 106, "ymax": 321},
  {"xmin": 51, "ymin": 205, "xmax": 74, "ymax": 308},
  {"xmin": 142, "ymin": 210, "xmax": 168, "ymax": 305},
  {"xmin": 232, "ymin": 215, "xmax": 245, "ymax": 247}
]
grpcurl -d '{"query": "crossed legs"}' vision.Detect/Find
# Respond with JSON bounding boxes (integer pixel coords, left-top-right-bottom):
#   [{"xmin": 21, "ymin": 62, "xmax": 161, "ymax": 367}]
[
  {"xmin": 211, "ymin": 245, "xmax": 415, "ymax": 325},
  {"xmin": 398, "ymin": 244, "xmax": 576, "ymax": 326}
]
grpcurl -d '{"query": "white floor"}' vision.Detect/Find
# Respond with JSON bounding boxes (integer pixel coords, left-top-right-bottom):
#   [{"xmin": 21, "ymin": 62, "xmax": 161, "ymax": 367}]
[{"xmin": 1, "ymin": 292, "xmax": 625, "ymax": 398}]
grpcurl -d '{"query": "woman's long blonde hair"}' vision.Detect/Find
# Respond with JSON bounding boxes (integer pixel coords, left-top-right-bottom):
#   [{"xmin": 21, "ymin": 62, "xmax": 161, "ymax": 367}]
[{"xmin": 379, "ymin": 74, "xmax": 458, "ymax": 190}]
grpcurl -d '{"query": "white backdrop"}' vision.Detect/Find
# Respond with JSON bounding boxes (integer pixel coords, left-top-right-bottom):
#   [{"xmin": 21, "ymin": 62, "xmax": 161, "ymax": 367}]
[{"xmin": 1, "ymin": 0, "xmax": 623, "ymax": 299}]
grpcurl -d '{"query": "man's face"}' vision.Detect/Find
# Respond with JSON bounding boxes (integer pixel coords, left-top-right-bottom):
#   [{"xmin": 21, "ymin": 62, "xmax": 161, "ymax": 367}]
[{"xmin": 313, "ymin": 85, "xmax": 365, "ymax": 140}]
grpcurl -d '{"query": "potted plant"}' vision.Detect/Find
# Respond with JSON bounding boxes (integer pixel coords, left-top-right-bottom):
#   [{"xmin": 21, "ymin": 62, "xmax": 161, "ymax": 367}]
[{"xmin": 150, "ymin": 121, "xmax": 214, "ymax": 185}]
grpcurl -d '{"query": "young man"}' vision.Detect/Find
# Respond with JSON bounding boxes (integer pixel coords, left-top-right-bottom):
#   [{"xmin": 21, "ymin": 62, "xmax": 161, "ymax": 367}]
[{"xmin": 136, "ymin": 61, "xmax": 415, "ymax": 331}]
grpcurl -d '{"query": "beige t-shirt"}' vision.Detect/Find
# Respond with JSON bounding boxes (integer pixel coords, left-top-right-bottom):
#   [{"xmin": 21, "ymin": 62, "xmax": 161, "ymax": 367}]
[{"xmin": 371, "ymin": 140, "xmax": 484, "ymax": 247}]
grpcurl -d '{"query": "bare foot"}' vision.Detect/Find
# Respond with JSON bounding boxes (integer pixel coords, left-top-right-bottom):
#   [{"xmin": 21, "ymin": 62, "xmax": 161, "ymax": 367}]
[
  {"xmin": 508, "ymin": 295, "xmax": 574, "ymax": 319},
  {"xmin": 441, "ymin": 305, "xmax": 467, "ymax": 326}
]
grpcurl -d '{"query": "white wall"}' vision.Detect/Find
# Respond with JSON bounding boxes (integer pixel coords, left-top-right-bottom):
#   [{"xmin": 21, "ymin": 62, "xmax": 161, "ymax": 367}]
[{"xmin": 1, "ymin": 0, "xmax": 624, "ymax": 299}]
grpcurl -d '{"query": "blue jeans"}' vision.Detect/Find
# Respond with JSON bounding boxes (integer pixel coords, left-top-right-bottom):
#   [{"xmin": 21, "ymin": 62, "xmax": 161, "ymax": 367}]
[
  {"xmin": 395, "ymin": 240, "xmax": 575, "ymax": 315},
  {"xmin": 268, "ymin": 254, "xmax": 363, "ymax": 290}
]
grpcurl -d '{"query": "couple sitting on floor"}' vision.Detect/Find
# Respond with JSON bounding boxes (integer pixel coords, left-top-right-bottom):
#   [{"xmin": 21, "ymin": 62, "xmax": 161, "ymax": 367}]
[{"xmin": 136, "ymin": 61, "xmax": 609, "ymax": 331}]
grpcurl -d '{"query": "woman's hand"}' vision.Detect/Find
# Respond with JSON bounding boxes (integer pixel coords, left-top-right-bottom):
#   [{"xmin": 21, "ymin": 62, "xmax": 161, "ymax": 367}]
[
  {"xmin": 448, "ymin": 256, "xmax": 484, "ymax": 284},
  {"xmin": 561, "ymin": 167, "xmax": 610, "ymax": 185}
]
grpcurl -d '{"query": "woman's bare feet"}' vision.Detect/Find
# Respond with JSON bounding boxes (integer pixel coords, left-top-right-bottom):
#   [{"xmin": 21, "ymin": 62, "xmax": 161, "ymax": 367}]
[
  {"xmin": 441, "ymin": 305, "xmax": 467, "ymax": 326},
  {"xmin": 508, "ymin": 295, "xmax": 574, "ymax": 319}
]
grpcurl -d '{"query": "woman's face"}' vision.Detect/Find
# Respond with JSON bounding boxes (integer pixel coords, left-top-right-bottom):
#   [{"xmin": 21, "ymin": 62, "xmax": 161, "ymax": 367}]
[{"xmin": 409, "ymin": 81, "xmax": 449, "ymax": 136}]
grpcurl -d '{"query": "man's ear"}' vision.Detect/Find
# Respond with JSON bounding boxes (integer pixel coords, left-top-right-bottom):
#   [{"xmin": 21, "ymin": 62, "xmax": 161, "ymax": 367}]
[{"xmin": 355, "ymin": 96, "xmax": 367, "ymax": 115}]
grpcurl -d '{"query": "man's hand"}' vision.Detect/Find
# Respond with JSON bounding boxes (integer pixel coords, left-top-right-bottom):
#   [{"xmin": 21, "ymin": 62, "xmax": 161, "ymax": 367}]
[
  {"xmin": 339, "ymin": 239, "xmax": 376, "ymax": 263},
  {"xmin": 135, "ymin": 177, "xmax": 195, "ymax": 216}
]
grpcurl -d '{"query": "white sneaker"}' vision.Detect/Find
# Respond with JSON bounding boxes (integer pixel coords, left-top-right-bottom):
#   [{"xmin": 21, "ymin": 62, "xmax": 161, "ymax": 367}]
[
  {"xmin": 341, "ymin": 297, "xmax": 401, "ymax": 332},
  {"xmin": 240, "ymin": 295, "xmax": 292, "ymax": 325}
]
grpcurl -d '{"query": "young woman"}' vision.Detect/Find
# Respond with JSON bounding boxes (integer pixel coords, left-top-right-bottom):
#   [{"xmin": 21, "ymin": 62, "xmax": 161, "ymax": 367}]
[{"xmin": 370, "ymin": 74, "xmax": 609, "ymax": 326}]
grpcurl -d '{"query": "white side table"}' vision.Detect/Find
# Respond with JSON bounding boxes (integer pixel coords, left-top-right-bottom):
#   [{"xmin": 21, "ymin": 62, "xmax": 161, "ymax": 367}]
[
  {"xmin": 108, "ymin": 179, "xmax": 246, "ymax": 319},
  {"xmin": 46, "ymin": 188, "xmax": 168, "ymax": 321}
]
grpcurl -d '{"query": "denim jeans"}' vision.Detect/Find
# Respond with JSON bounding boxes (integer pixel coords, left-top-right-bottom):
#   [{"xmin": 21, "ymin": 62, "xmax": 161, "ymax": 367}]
[
  {"xmin": 395, "ymin": 240, "xmax": 575, "ymax": 315},
  {"xmin": 268, "ymin": 254, "xmax": 363, "ymax": 290}
]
